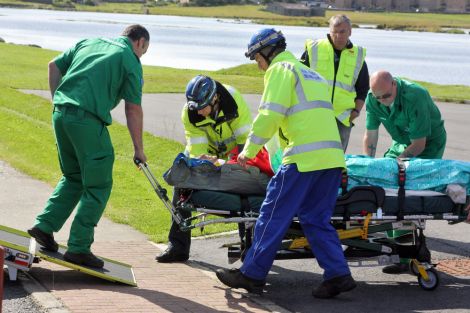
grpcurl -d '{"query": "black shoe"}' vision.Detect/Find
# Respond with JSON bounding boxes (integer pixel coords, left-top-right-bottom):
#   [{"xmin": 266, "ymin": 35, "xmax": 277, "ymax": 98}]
[
  {"xmin": 27, "ymin": 227, "xmax": 58, "ymax": 252},
  {"xmin": 155, "ymin": 247, "xmax": 189, "ymax": 263},
  {"xmin": 382, "ymin": 263, "xmax": 409, "ymax": 274},
  {"xmin": 63, "ymin": 251, "xmax": 104, "ymax": 268},
  {"xmin": 312, "ymin": 274, "xmax": 357, "ymax": 299},
  {"xmin": 215, "ymin": 268, "xmax": 265, "ymax": 294}
]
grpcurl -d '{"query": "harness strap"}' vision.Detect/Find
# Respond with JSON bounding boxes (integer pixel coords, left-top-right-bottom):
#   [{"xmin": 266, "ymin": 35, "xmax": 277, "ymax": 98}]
[
  {"xmin": 341, "ymin": 169, "xmax": 348, "ymax": 195},
  {"xmin": 396, "ymin": 158, "xmax": 407, "ymax": 220}
]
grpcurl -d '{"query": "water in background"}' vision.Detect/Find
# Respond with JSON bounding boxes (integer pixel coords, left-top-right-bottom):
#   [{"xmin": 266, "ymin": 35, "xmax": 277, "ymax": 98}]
[{"xmin": 1, "ymin": 8, "xmax": 469, "ymax": 85}]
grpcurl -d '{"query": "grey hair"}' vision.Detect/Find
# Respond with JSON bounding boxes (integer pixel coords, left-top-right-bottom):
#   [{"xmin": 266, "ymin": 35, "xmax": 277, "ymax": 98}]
[{"xmin": 329, "ymin": 14, "xmax": 351, "ymax": 28}]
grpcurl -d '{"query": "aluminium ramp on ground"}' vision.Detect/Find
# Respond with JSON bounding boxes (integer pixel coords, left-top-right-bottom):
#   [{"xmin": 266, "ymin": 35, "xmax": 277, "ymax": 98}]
[{"xmin": 0, "ymin": 224, "xmax": 137, "ymax": 286}]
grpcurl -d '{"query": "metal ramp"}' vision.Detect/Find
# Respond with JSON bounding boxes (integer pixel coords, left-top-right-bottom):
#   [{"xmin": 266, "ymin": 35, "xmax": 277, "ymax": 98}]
[{"xmin": 0, "ymin": 225, "xmax": 136, "ymax": 286}]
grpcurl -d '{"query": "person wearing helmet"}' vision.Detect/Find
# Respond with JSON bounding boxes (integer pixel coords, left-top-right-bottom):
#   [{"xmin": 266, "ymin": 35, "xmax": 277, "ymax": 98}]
[
  {"xmin": 216, "ymin": 28, "xmax": 356, "ymax": 299},
  {"xmin": 156, "ymin": 75, "xmax": 253, "ymax": 263},
  {"xmin": 301, "ymin": 14, "xmax": 369, "ymax": 152}
]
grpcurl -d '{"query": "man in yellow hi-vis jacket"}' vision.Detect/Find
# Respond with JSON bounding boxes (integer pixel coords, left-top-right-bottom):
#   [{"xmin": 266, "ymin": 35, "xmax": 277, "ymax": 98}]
[
  {"xmin": 156, "ymin": 75, "xmax": 253, "ymax": 263},
  {"xmin": 216, "ymin": 29, "xmax": 356, "ymax": 299},
  {"xmin": 301, "ymin": 14, "xmax": 369, "ymax": 151}
]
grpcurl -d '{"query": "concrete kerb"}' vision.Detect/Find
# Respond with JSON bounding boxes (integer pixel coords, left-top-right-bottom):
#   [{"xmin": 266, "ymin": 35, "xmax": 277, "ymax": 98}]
[{"xmin": 19, "ymin": 272, "xmax": 70, "ymax": 313}]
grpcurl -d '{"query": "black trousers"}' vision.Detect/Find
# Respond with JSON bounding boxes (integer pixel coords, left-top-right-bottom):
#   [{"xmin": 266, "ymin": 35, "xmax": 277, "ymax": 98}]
[{"xmin": 168, "ymin": 188, "xmax": 191, "ymax": 254}]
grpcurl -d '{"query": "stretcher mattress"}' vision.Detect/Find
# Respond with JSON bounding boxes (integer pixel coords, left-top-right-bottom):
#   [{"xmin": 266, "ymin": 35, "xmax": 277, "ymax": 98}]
[{"xmin": 189, "ymin": 189, "xmax": 464, "ymax": 217}]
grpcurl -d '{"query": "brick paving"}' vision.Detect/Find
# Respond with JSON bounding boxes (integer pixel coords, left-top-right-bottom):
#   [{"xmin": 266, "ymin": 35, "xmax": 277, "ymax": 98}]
[
  {"xmin": 437, "ymin": 258, "xmax": 470, "ymax": 277},
  {"xmin": 29, "ymin": 241, "xmax": 270, "ymax": 313}
]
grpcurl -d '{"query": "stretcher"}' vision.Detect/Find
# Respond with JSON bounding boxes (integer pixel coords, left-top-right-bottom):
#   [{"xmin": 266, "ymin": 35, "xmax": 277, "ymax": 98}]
[{"xmin": 136, "ymin": 159, "xmax": 470, "ymax": 291}]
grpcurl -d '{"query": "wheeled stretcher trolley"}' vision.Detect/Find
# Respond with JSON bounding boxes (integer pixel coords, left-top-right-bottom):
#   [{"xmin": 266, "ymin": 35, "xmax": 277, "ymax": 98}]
[{"xmin": 137, "ymin": 157, "xmax": 470, "ymax": 291}]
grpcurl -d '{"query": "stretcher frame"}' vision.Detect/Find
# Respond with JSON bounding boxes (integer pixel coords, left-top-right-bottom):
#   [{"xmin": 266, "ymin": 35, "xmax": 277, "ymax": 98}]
[{"xmin": 138, "ymin": 161, "xmax": 468, "ymax": 291}]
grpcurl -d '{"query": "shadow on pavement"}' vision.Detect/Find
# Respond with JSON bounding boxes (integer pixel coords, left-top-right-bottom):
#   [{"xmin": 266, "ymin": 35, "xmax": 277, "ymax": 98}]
[{"xmin": 29, "ymin": 267, "xmax": 263, "ymax": 313}]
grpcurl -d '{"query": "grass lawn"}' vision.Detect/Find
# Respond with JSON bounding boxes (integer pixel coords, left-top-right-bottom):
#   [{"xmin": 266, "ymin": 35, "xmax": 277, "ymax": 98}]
[{"xmin": 0, "ymin": 42, "xmax": 468, "ymax": 242}]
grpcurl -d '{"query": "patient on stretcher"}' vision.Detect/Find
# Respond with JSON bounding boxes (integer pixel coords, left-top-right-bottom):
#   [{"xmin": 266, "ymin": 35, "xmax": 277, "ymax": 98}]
[
  {"xmin": 164, "ymin": 155, "xmax": 470, "ymax": 221},
  {"xmin": 163, "ymin": 147, "xmax": 276, "ymax": 196}
]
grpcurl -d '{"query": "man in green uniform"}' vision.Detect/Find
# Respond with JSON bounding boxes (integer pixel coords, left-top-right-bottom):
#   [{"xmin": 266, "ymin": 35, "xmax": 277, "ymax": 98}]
[
  {"xmin": 363, "ymin": 70, "xmax": 446, "ymax": 273},
  {"xmin": 27, "ymin": 24, "xmax": 149, "ymax": 268}
]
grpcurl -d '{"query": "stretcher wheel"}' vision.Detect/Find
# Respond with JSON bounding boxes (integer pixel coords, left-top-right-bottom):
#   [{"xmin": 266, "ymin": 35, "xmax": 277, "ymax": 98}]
[{"xmin": 417, "ymin": 268, "xmax": 439, "ymax": 291}]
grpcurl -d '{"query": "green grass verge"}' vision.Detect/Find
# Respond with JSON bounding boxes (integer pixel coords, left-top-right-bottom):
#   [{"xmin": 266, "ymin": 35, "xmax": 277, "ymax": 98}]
[
  {"xmin": 0, "ymin": 42, "xmax": 244, "ymax": 242},
  {"xmin": 0, "ymin": 85, "xmax": 237, "ymax": 242},
  {"xmin": 1, "ymin": 42, "xmax": 468, "ymax": 101}
]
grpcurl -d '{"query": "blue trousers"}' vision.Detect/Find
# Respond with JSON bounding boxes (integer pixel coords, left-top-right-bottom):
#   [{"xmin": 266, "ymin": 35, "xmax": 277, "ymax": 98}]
[{"xmin": 241, "ymin": 164, "xmax": 350, "ymax": 281}]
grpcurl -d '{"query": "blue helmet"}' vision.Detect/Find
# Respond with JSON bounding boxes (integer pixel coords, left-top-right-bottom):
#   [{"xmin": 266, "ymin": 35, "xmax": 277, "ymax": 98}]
[
  {"xmin": 185, "ymin": 75, "xmax": 217, "ymax": 111},
  {"xmin": 245, "ymin": 28, "xmax": 285, "ymax": 60}
]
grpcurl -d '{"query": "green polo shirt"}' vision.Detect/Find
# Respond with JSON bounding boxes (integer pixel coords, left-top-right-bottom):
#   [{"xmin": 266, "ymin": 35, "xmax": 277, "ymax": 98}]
[
  {"xmin": 365, "ymin": 78, "xmax": 446, "ymax": 158},
  {"xmin": 53, "ymin": 36, "xmax": 143, "ymax": 125}
]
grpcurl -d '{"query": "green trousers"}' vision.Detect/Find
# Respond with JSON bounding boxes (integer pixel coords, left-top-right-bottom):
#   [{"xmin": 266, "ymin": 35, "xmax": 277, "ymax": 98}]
[{"xmin": 34, "ymin": 106, "xmax": 114, "ymax": 253}]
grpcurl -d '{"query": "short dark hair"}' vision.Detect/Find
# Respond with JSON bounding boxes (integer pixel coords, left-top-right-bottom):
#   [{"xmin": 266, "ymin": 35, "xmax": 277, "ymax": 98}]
[{"xmin": 122, "ymin": 24, "xmax": 150, "ymax": 42}]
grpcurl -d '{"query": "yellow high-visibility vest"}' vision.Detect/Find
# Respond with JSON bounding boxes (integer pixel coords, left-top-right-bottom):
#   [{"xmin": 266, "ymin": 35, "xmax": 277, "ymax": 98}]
[
  {"xmin": 305, "ymin": 38, "xmax": 366, "ymax": 126},
  {"xmin": 182, "ymin": 84, "xmax": 252, "ymax": 159}
]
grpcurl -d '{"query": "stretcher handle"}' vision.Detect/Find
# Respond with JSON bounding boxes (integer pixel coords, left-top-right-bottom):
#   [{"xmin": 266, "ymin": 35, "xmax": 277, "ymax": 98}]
[{"xmin": 134, "ymin": 158, "xmax": 186, "ymax": 227}]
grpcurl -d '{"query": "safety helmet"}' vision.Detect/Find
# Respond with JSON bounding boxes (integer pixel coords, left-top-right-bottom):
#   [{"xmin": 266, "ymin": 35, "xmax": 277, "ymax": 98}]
[
  {"xmin": 245, "ymin": 28, "xmax": 286, "ymax": 60},
  {"xmin": 185, "ymin": 75, "xmax": 217, "ymax": 111}
]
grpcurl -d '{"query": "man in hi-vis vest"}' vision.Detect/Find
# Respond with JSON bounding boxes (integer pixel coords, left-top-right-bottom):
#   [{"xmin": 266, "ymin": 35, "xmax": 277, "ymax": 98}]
[
  {"xmin": 301, "ymin": 14, "xmax": 369, "ymax": 151},
  {"xmin": 156, "ymin": 75, "xmax": 253, "ymax": 263},
  {"xmin": 216, "ymin": 28, "xmax": 356, "ymax": 299}
]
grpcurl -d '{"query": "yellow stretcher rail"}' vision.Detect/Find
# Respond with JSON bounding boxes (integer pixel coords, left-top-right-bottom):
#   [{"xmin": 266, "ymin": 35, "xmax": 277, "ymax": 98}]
[{"xmin": 289, "ymin": 215, "xmax": 373, "ymax": 249}]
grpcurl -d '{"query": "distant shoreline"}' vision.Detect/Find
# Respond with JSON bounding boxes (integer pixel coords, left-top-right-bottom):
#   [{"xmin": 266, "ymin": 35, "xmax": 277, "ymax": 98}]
[{"xmin": 0, "ymin": 4, "xmax": 469, "ymax": 34}]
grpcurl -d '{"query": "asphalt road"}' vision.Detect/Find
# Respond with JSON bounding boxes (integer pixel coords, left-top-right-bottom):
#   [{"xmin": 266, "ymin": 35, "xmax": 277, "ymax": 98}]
[
  {"xmin": 2, "ymin": 272, "xmax": 46, "ymax": 313},
  {"xmin": 189, "ymin": 220, "xmax": 470, "ymax": 313},
  {"xmin": 24, "ymin": 90, "xmax": 470, "ymax": 162}
]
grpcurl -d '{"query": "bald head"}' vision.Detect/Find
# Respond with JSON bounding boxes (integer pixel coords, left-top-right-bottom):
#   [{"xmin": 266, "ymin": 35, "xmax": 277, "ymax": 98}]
[
  {"xmin": 370, "ymin": 71, "xmax": 396, "ymax": 105},
  {"xmin": 370, "ymin": 71, "xmax": 393, "ymax": 89}
]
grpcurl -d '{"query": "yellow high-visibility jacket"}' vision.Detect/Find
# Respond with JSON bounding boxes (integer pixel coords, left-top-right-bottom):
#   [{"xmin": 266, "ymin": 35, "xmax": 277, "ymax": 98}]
[
  {"xmin": 243, "ymin": 51, "xmax": 345, "ymax": 172},
  {"xmin": 182, "ymin": 83, "xmax": 252, "ymax": 159}
]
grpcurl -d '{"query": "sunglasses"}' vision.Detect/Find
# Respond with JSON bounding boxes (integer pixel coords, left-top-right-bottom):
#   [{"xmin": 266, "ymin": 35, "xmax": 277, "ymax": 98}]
[{"xmin": 375, "ymin": 92, "xmax": 392, "ymax": 100}]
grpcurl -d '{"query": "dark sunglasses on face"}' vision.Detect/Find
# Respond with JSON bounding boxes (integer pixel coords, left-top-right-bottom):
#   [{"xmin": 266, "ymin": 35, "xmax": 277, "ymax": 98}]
[{"xmin": 375, "ymin": 92, "xmax": 392, "ymax": 100}]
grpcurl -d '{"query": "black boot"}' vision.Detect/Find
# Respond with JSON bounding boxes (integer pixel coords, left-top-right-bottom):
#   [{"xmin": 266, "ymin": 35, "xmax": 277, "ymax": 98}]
[
  {"xmin": 27, "ymin": 227, "xmax": 58, "ymax": 252},
  {"xmin": 312, "ymin": 274, "xmax": 357, "ymax": 299},
  {"xmin": 155, "ymin": 247, "xmax": 189, "ymax": 263},
  {"xmin": 63, "ymin": 251, "xmax": 104, "ymax": 268},
  {"xmin": 216, "ymin": 268, "xmax": 265, "ymax": 294}
]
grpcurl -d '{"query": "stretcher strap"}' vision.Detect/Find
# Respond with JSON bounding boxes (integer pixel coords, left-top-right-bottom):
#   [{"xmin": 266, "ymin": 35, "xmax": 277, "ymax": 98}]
[
  {"xmin": 396, "ymin": 158, "xmax": 407, "ymax": 220},
  {"xmin": 341, "ymin": 169, "xmax": 349, "ymax": 195}
]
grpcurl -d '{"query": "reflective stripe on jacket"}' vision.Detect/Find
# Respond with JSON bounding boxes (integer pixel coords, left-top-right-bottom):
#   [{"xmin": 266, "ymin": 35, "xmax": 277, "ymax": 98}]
[
  {"xmin": 244, "ymin": 51, "xmax": 345, "ymax": 172},
  {"xmin": 182, "ymin": 84, "xmax": 252, "ymax": 159},
  {"xmin": 305, "ymin": 38, "xmax": 366, "ymax": 126}
]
